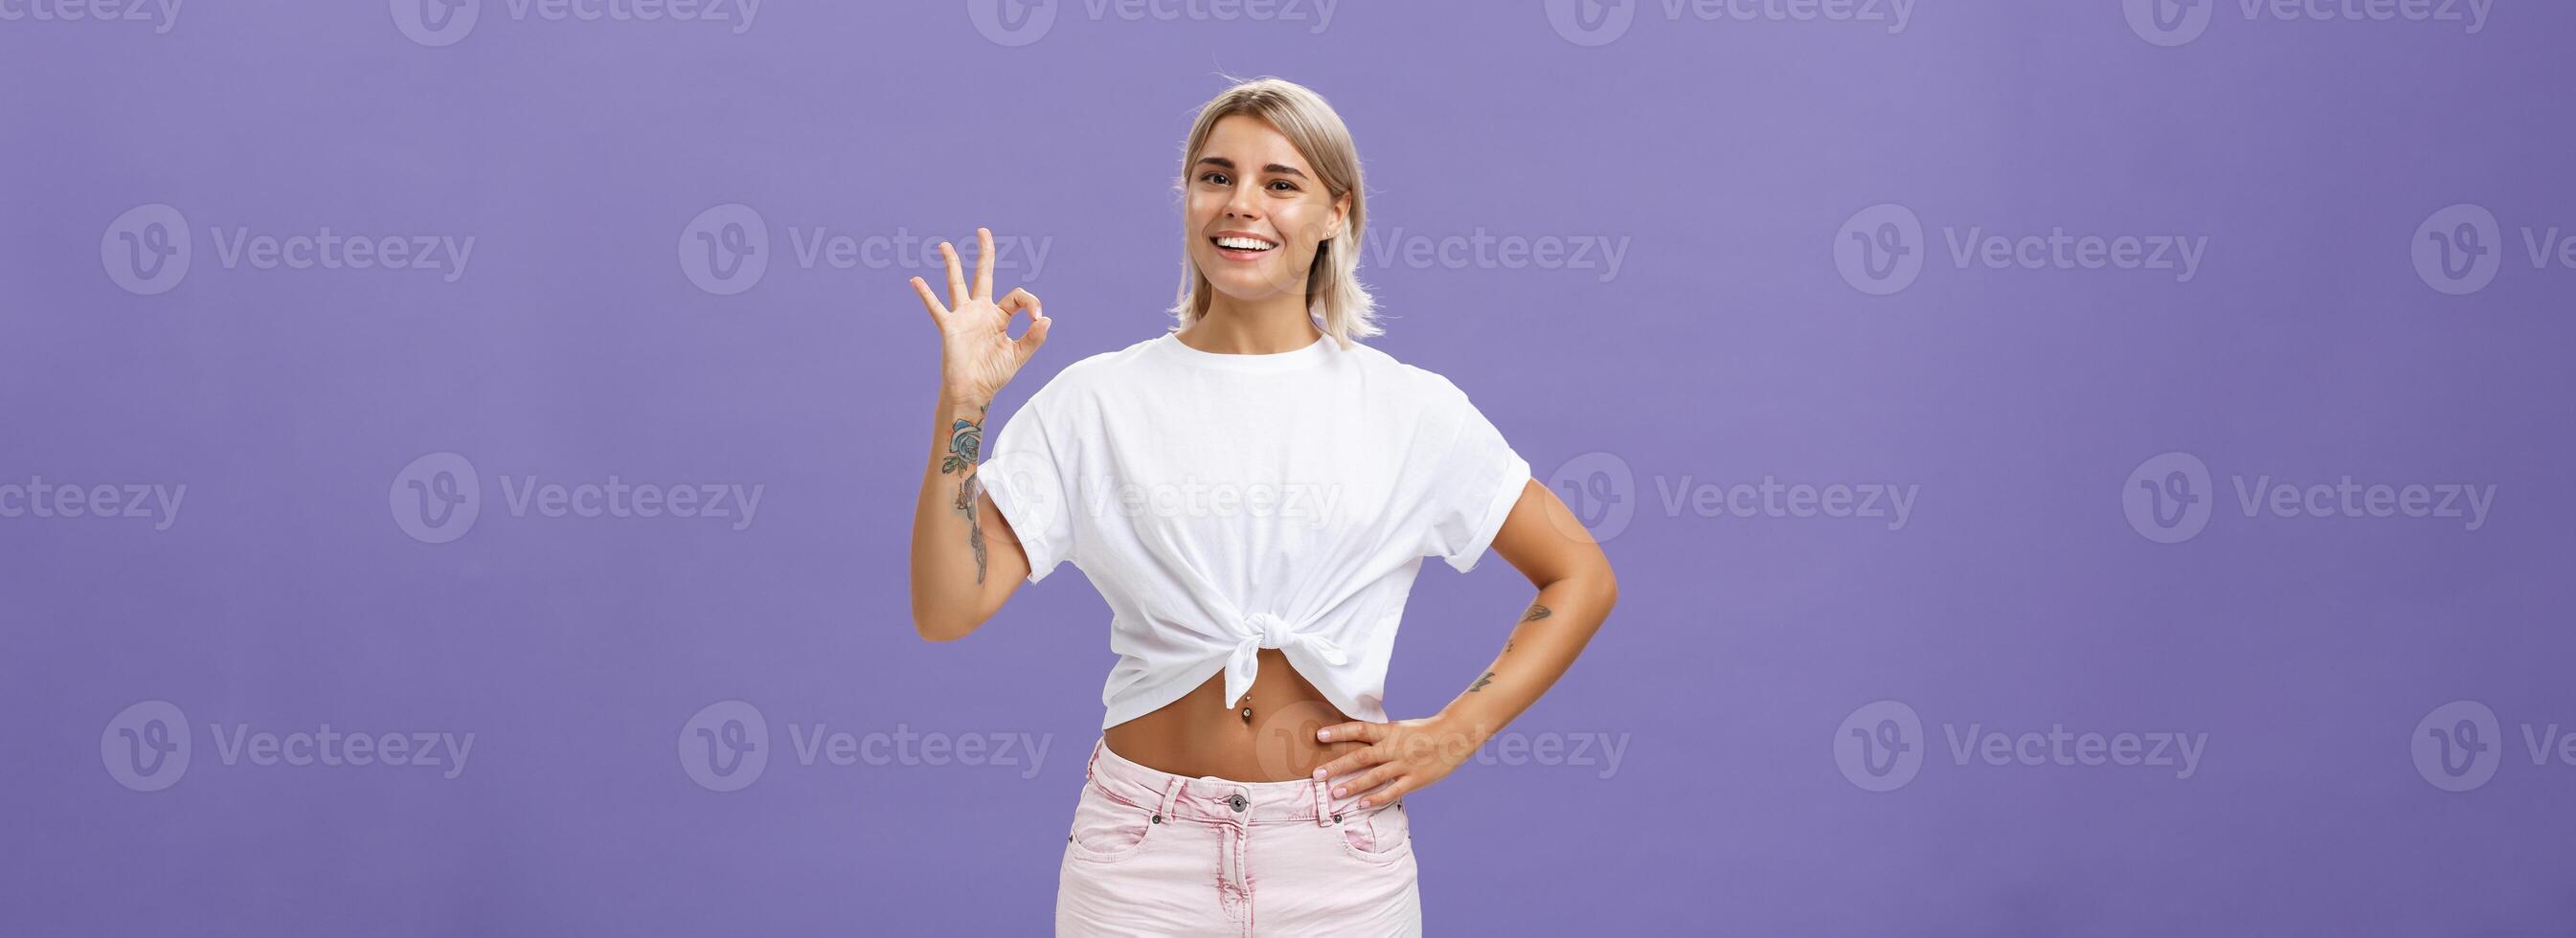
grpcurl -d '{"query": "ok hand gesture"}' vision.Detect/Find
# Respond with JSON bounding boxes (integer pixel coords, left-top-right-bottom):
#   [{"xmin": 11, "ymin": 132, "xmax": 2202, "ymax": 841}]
[{"xmin": 912, "ymin": 227, "xmax": 1050, "ymax": 404}]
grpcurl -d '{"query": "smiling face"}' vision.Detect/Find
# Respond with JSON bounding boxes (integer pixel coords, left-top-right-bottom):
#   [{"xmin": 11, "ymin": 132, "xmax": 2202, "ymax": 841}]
[{"xmin": 1185, "ymin": 114, "xmax": 1350, "ymax": 308}]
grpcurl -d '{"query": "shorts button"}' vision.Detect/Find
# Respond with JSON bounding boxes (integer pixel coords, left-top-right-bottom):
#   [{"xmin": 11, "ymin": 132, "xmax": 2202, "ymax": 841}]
[{"xmin": 1227, "ymin": 793, "xmax": 1249, "ymax": 812}]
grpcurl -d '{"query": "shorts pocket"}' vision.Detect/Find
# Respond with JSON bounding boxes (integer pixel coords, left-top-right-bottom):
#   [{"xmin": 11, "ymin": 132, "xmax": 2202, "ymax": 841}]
[
  {"xmin": 1064, "ymin": 782, "xmax": 1159, "ymax": 864},
  {"xmin": 1337, "ymin": 800, "xmax": 1412, "ymax": 865}
]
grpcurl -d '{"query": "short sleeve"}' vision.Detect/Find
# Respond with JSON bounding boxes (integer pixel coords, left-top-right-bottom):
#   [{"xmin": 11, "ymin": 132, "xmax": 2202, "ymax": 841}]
[
  {"xmin": 1420, "ymin": 379, "xmax": 1532, "ymax": 574},
  {"xmin": 976, "ymin": 386, "xmax": 1077, "ymax": 584}
]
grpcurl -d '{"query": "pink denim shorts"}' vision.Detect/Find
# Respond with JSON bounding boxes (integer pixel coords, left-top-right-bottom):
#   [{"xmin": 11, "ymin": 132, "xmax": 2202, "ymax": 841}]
[{"xmin": 1056, "ymin": 734, "xmax": 1421, "ymax": 936}]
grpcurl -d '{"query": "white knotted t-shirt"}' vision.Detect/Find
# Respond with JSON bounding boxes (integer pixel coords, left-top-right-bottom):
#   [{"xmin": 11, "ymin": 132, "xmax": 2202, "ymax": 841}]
[{"xmin": 976, "ymin": 329, "xmax": 1531, "ymax": 730}]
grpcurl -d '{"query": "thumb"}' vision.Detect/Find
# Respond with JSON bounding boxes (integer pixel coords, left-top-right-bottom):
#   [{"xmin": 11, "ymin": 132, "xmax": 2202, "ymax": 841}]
[
  {"xmin": 999, "ymin": 287, "xmax": 1050, "ymax": 357},
  {"xmin": 1017, "ymin": 311, "xmax": 1051, "ymax": 359}
]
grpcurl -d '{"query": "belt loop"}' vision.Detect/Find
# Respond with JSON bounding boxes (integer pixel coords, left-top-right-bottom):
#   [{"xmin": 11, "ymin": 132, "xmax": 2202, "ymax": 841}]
[
  {"xmin": 1155, "ymin": 773, "xmax": 1184, "ymax": 823},
  {"xmin": 1085, "ymin": 735, "xmax": 1104, "ymax": 782},
  {"xmin": 1312, "ymin": 772, "xmax": 1334, "ymax": 827}
]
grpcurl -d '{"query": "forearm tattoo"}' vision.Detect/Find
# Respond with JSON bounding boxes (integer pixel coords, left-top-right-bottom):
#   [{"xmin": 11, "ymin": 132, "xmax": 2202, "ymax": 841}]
[
  {"xmin": 1468, "ymin": 671, "xmax": 1496, "ymax": 693},
  {"xmin": 1504, "ymin": 604, "xmax": 1550, "ymax": 654},
  {"xmin": 943, "ymin": 406, "xmax": 988, "ymax": 585}
]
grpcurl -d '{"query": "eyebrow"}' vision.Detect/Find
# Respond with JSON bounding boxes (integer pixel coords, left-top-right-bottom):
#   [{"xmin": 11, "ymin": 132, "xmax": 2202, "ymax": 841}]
[{"xmin": 1195, "ymin": 156, "xmax": 1308, "ymax": 180}]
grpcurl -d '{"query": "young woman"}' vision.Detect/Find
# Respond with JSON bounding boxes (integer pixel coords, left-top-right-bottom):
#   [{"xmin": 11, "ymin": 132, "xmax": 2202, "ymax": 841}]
[{"xmin": 906, "ymin": 77, "xmax": 1618, "ymax": 935}]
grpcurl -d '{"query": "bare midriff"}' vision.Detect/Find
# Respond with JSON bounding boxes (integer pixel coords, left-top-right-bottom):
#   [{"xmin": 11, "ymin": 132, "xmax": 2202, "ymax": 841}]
[{"xmin": 1100, "ymin": 647, "xmax": 1372, "ymax": 782}]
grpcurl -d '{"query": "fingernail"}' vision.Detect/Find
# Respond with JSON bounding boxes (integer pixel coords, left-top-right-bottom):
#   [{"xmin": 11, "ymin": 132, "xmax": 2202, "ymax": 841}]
[
  {"xmin": 1312, "ymin": 768, "xmax": 1325, "ymax": 779},
  {"xmin": 1316, "ymin": 730, "xmax": 1329, "ymax": 741},
  {"xmin": 1357, "ymin": 799, "xmax": 1369, "ymax": 808},
  {"xmin": 1333, "ymin": 787, "xmax": 1345, "ymax": 797}
]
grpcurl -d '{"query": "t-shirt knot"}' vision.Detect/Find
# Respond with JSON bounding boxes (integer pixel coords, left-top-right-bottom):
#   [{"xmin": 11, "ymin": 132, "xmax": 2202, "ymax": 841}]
[
  {"xmin": 1220, "ymin": 612, "xmax": 1352, "ymax": 712},
  {"xmin": 1245, "ymin": 612, "xmax": 1292, "ymax": 649}
]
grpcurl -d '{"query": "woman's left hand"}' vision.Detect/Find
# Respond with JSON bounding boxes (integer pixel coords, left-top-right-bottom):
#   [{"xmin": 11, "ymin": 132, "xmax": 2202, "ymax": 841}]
[{"xmin": 1310, "ymin": 714, "xmax": 1486, "ymax": 808}]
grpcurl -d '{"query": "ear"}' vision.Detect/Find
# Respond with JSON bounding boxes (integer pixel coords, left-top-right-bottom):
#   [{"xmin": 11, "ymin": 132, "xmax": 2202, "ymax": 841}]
[{"xmin": 1323, "ymin": 190, "xmax": 1352, "ymax": 242}]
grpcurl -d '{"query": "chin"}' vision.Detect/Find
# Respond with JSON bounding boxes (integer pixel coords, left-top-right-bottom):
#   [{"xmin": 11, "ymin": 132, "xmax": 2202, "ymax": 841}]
[
  {"xmin": 1205, "ymin": 276, "xmax": 1294, "ymax": 305},
  {"xmin": 1198, "ymin": 261, "xmax": 1298, "ymax": 303}
]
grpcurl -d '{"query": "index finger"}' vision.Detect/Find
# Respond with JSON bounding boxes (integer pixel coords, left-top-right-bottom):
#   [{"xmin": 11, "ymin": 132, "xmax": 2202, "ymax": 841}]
[
  {"xmin": 1309, "ymin": 738, "xmax": 1388, "ymax": 783},
  {"xmin": 1316, "ymin": 721, "xmax": 1383, "ymax": 745},
  {"xmin": 974, "ymin": 227, "xmax": 995, "ymax": 302},
  {"xmin": 909, "ymin": 276, "xmax": 948, "ymax": 318}
]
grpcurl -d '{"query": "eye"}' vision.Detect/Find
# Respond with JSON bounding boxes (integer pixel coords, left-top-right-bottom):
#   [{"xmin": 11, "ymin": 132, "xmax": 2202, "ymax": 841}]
[
  {"xmin": 1268, "ymin": 179, "xmax": 1300, "ymax": 192},
  {"xmin": 1200, "ymin": 171, "xmax": 1231, "ymax": 187}
]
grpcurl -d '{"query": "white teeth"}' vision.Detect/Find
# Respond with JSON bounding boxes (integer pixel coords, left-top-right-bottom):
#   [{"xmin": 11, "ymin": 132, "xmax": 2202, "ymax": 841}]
[{"xmin": 1214, "ymin": 236, "xmax": 1276, "ymax": 251}]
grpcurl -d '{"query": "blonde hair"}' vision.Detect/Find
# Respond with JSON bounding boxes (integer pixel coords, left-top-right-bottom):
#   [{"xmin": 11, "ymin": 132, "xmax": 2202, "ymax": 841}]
[{"xmin": 1168, "ymin": 76, "xmax": 1379, "ymax": 346}]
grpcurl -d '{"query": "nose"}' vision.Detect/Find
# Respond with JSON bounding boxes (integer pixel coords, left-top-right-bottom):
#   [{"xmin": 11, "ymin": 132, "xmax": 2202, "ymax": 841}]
[{"xmin": 1223, "ymin": 180, "xmax": 1261, "ymax": 221}]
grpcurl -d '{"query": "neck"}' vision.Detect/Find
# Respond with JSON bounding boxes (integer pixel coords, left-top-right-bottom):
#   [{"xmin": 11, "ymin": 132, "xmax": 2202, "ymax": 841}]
[{"xmin": 1182, "ymin": 295, "xmax": 1323, "ymax": 354}]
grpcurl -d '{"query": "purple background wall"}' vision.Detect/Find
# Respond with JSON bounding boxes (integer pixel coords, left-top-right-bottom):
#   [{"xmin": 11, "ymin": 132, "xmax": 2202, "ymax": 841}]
[{"xmin": 5, "ymin": 1, "xmax": 2571, "ymax": 934}]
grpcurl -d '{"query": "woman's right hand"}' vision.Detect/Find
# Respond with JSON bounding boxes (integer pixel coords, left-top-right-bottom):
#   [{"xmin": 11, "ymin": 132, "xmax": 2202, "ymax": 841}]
[{"xmin": 911, "ymin": 227, "xmax": 1051, "ymax": 404}]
